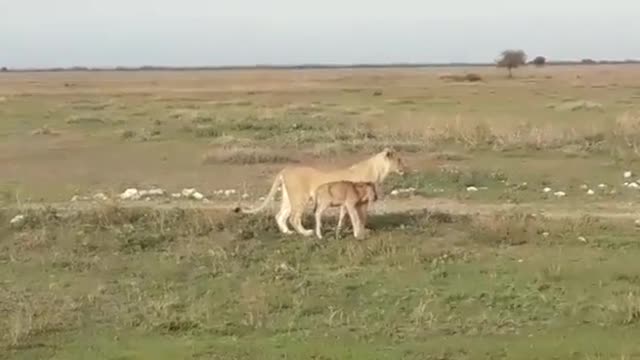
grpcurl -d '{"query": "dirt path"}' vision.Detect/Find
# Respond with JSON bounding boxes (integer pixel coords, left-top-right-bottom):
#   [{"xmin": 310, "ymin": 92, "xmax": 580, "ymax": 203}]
[{"xmin": 3, "ymin": 196, "xmax": 639, "ymax": 220}]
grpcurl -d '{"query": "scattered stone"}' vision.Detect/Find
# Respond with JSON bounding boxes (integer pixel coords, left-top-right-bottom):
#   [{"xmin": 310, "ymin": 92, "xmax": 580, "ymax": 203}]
[
  {"xmin": 119, "ymin": 188, "xmax": 140, "ymax": 200},
  {"xmin": 587, "ymin": 189, "xmax": 595, "ymax": 195},
  {"xmin": 192, "ymin": 192, "xmax": 205, "ymax": 200},
  {"xmin": 628, "ymin": 182, "xmax": 639, "ymax": 189},
  {"xmin": 553, "ymin": 191, "xmax": 566, "ymax": 197},
  {"xmin": 598, "ymin": 184, "xmax": 607, "ymax": 189},
  {"xmin": 543, "ymin": 187, "xmax": 552, "ymax": 193},
  {"xmin": 635, "ymin": 219, "xmax": 640, "ymax": 227},
  {"xmin": 625, "ymin": 171, "xmax": 633, "ymax": 179},
  {"xmin": 93, "ymin": 193, "xmax": 108, "ymax": 201},
  {"xmin": 242, "ymin": 193, "xmax": 250, "ymax": 199},
  {"xmin": 10, "ymin": 214, "xmax": 25, "ymax": 226},
  {"xmin": 466, "ymin": 186, "xmax": 479, "ymax": 192},
  {"xmin": 578, "ymin": 236, "xmax": 587, "ymax": 243},
  {"xmin": 147, "ymin": 188, "xmax": 164, "ymax": 196},
  {"xmin": 542, "ymin": 232, "xmax": 550, "ymax": 238},
  {"xmin": 181, "ymin": 188, "xmax": 196, "ymax": 197},
  {"xmin": 580, "ymin": 184, "xmax": 589, "ymax": 190},
  {"xmin": 171, "ymin": 193, "xmax": 181, "ymax": 198},
  {"xmin": 391, "ymin": 188, "xmax": 416, "ymax": 196}
]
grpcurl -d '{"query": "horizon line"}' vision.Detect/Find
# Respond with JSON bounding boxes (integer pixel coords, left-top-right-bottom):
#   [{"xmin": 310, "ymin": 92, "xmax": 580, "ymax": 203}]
[{"xmin": 2, "ymin": 59, "xmax": 640, "ymax": 72}]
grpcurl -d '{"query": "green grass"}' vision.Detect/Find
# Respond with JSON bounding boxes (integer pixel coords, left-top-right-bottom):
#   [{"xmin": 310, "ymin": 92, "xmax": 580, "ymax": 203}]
[
  {"xmin": 4, "ymin": 67, "xmax": 640, "ymax": 358},
  {"xmin": 2, "ymin": 207, "xmax": 640, "ymax": 359}
]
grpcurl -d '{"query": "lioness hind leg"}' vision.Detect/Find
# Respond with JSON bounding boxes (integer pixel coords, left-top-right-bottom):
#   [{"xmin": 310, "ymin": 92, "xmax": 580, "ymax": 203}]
[
  {"xmin": 276, "ymin": 185, "xmax": 293, "ymax": 234},
  {"xmin": 314, "ymin": 206, "xmax": 326, "ymax": 239},
  {"xmin": 289, "ymin": 197, "xmax": 314, "ymax": 237}
]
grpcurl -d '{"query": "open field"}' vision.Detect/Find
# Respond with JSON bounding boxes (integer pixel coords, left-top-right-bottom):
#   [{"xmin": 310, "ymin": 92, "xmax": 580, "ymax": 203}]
[{"xmin": 2, "ymin": 65, "xmax": 640, "ymax": 359}]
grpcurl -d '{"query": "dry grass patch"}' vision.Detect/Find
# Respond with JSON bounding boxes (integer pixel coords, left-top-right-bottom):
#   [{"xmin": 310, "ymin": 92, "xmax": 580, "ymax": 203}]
[
  {"xmin": 439, "ymin": 73, "xmax": 484, "ymax": 82},
  {"xmin": 202, "ymin": 147, "xmax": 299, "ymax": 165}
]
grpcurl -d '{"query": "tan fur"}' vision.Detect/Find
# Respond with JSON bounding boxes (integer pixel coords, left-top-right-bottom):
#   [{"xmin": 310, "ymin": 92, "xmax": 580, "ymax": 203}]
[
  {"xmin": 311, "ymin": 181, "xmax": 378, "ymax": 239},
  {"xmin": 234, "ymin": 148, "xmax": 406, "ymax": 236}
]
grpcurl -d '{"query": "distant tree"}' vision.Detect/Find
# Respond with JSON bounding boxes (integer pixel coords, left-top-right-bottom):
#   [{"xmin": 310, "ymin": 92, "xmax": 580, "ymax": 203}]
[
  {"xmin": 0, "ymin": 67, "xmax": 7, "ymax": 72},
  {"xmin": 496, "ymin": 49, "xmax": 527, "ymax": 78},
  {"xmin": 581, "ymin": 59, "xmax": 597, "ymax": 65},
  {"xmin": 532, "ymin": 56, "xmax": 546, "ymax": 67}
]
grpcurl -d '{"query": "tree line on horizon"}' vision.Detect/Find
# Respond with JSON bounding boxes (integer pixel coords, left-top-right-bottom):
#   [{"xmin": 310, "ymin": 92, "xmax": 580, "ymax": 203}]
[{"xmin": 2, "ymin": 54, "xmax": 639, "ymax": 73}]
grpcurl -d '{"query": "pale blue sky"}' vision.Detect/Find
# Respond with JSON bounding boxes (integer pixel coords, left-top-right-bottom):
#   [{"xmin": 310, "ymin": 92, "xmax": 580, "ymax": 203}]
[{"xmin": 1, "ymin": 0, "xmax": 639, "ymax": 68}]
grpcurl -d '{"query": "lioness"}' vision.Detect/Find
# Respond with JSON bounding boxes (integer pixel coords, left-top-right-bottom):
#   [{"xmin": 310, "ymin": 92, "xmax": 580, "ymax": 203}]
[
  {"xmin": 234, "ymin": 148, "xmax": 406, "ymax": 236},
  {"xmin": 311, "ymin": 180, "xmax": 378, "ymax": 239}
]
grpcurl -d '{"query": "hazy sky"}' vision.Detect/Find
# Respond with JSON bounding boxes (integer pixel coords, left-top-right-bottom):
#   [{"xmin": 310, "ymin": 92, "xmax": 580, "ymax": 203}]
[{"xmin": 2, "ymin": 0, "xmax": 639, "ymax": 68}]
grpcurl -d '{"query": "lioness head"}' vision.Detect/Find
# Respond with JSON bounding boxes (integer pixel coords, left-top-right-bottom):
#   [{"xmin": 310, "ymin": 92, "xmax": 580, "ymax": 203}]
[{"xmin": 382, "ymin": 148, "xmax": 407, "ymax": 176}]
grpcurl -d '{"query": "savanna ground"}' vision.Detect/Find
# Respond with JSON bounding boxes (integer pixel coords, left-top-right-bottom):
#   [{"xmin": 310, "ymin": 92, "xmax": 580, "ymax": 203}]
[{"xmin": 2, "ymin": 65, "xmax": 640, "ymax": 359}]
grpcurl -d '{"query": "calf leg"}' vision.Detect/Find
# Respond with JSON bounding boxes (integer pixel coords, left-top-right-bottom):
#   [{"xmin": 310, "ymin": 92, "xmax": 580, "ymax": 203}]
[
  {"xmin": 336, "ymin": 206, "xmax": 347, "ymax": 238},
  {"xmin": 314, "ymin": 205, "xmax": 327, "ymax": 239},
  {"xmin": 345, "ymin": 203, "xmax": 364, "ymax": 239}
]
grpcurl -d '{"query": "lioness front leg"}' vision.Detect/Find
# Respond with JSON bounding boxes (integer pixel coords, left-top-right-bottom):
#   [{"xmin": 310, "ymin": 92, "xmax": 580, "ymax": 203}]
[{"xmin": 357, "ymin": 203, "xmax": 370, "ymax": 233}]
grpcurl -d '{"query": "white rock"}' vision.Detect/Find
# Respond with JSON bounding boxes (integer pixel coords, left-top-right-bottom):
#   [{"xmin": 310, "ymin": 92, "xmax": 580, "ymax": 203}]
[
  {"xmin": 390, "ymin": 190, "xmax": 399, "ymax": 196},
  {"xmin": 543, "ymin": 187, "xmax": 552, "ymax": 193},
  {"xmin": 259, "ymin": 196, "xmax": 265, "ymax": 201},
  {"xmin": 635, "ymin": 219, "xmax": 640, "ymax": 226},
  {"xmin": 147, "ymin": 188, "xmax": 164, "ymax": 196},
  {"xmin": 214, "ymin": 190, "xmax": 224, "ymax": 195},
  {"xmin": 10, "ymin": 214, "xmax": 25, "ymax": 226},
  {"xmin": 587, "ymin": 189, "xmax": 595, "ymax": 195},
  {"xmin": 628, "ymin": 182, "xmax": 640, "ymax": 189},
  {"xmin": 578, "ymin": 236, "xmax": 587, "ymax": 243},
  {"xmin": 182, "ymin": 188, "xmax": 196, "ymax": 197},
  {"xmin": 119, "ymin": 188, "xmax": 140, "ymax": 200},
  {"xmin": 138, "ymin": 190, "xmax": 149, "ymax": 197},
  {"xmin": 624, "ymin": 171, "xmax": 633, "ymax": 179},
  {"xmin": 71, "ymin": 195, "xmax": 80, "ymax": 202},
  {"xmin": 598, "ymin": 184, "xmax": 607, "ymax": 189},
  {"xmin": 192, "ymin": 192, "xmax": 204, "ymax": 200},
  {"xmin": 466, "ymin": 186, "xmax": 478, "ymax": 192},
  {"xmin": 580, "ymin": 184, "xmax": 588, "ymax": 190},
  {"xmin": 93, "ymin": 193, "xmax": 108, "ymax": 201},
  {"xmin": 542, "ymin": 232, "xmax": 550, "ymax": 238},
  {"xmin": 171, "ymin": 193, "xmax": 181, "ymax": 198},
  {"xmin": 624, "ymin": 182, "xmax": 629, "ymax": 187},
  {"xmin": 242, "ymin": 193, "xmax": 250, "ymax": 199},
  {"xmin": 553, "ymin": 191, "xmax": 566, "ymax": 197}
]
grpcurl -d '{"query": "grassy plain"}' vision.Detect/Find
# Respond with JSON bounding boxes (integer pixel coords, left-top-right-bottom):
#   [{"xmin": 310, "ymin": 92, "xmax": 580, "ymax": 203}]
[{"xmin": 2, "ymin": 65, "xmax": 640, "ymax": 359}]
